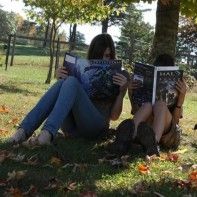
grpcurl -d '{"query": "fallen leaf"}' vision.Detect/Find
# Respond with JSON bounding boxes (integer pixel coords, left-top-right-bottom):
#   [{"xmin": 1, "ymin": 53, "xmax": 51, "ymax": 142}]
[
  {"xmin": 188, "ymin": 170, "xmax": 197, "ymax": 182},
  {"xmin": 0, "ymin": 128, "xmax": 11, "ymax": 137},
  {"xmin": 7, "ymin": 170, "xmax": 27, "ymax": 181},
  {"xmin": 191, "ymin": 164, "xmax": 197, "ymax": 170},
  {"xmin": 23, "ymin": 154, "xmax": 39, "ymax": 166},
  {"xmin": 166, "ymin": 153, "xmax": 179, "ymax": 162},
  {"xmin": 63, "ymin": 182, "xmax": 77, "ymax": 193},
  {"xmin": 138, "ymin": 164, "xmax": 150, "ymax": 175},
  {"xmin": 8, "ymin": 117, "xmax": 19, "ymax": 125},
  {"xmin": 50, "ymin": 156, "xmax": 62, "ymax": 166},
  {"xmin": 0, "ymin": 105, "xmax": 10, "ymax": 113}
]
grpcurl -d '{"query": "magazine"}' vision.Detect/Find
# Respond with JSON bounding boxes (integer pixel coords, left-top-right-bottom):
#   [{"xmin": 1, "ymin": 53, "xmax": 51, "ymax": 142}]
[
  {"xmin": 63, "ymin": 53, "xmax": 122, "ymax": 100},
  {"xmin": 132, "ymin": 62, "xmax": 183, "ymax": 107}
]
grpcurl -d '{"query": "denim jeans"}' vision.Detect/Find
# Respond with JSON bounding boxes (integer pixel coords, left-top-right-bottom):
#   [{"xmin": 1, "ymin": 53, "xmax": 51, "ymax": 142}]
[{"xmin": 20, "ymin": 76, "xmax": 106, "ymax": 139}]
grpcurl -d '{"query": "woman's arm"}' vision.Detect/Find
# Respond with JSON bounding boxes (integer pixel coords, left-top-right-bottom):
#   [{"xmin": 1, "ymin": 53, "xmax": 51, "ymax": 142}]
[
  {"xmin": 110, "ymin": 73, "xmax": 128, "ymax": 120},
  {"xmin": 172, "ymin": 79, "xmax": 187, "ymax": 124}
]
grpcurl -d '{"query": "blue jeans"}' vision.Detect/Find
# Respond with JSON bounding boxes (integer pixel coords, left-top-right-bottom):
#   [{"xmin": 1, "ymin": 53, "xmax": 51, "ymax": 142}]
[{"xmin": 20, "ymin": 76, "xmax": 107, "ymax": 139}]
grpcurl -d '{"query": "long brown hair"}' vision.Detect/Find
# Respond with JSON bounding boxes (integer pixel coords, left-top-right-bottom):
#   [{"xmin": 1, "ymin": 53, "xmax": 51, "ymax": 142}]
[{"xmin": 87, "ymin": 33, "xmax": 115, "ymax": 60}]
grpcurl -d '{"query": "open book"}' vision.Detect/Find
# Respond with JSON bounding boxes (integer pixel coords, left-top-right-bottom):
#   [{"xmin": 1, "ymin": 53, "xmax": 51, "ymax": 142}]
[
  {"xmin": 63, "ymin": 53, "xmax": 122, "ymax": 100},
  {"xmin": 132, "ymin": 62, "xmax": 183, "ymax": 107}
]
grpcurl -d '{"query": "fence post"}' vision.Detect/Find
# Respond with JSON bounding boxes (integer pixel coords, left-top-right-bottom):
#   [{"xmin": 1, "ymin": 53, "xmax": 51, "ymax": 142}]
[
  {"xmin": 54, "ymin": 37, "xmax": 60, "ymax": 77},
  {"xmin": 5, "ymin": 34, "xmax": 12, "ymax": 70},
  {"xmin": 10, "ymin": 34, "xmax": 16, "ymax": 66}
]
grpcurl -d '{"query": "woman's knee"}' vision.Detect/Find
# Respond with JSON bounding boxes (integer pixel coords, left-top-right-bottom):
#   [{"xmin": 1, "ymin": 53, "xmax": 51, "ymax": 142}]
[
  {"xmin": 63, "ymin": 76, "xmax": 79, "ymax": 87},
  {"xmin": 153, "ymin": 101, "xmax": 167, "ymax": 114}
]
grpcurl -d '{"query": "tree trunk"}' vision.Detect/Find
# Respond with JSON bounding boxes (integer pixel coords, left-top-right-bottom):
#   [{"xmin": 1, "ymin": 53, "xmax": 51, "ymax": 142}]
[
  {"xmin": 45, "ymin": 21, "xmax": 56, "ymax": 84},
  {"xmin": 151, "ymin": 0, "xmax": 180, "ymax": 62},
  {"xmin": 69, "ymin": 23, "xmax": 77, "ymax": 52},
  {"xmin": 102, "ymin": 18, "xmax": 109, "ymax": 33},
  {"xmin": 43, "ymin": 19, "xmax": 50, "ymax": 48}
]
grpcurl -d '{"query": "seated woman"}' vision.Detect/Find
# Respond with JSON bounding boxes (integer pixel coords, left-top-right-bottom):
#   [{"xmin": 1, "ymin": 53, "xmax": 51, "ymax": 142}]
[
  {"xmin": 9, "ymin": 33, "xmax": 128, "ymax": 145},
  {"xmin": 128, "ymin": 54, "xmax": 186, "ymax": 155}
]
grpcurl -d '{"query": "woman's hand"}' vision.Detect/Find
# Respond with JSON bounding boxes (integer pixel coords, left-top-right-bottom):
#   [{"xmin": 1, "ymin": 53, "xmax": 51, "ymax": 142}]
[
  {"xmin": 176, "ymin": 79, "xmax": 187, "ymax": 97},
  {"xmin": 128, "ymin": 78, "xmax": 141, "ymax": 91},
  {"xmin": 56, "ymin": 67, "xmax": 68, "ymax": 80},
  {"xmin": 113, "ymin": 73, "xmax": 128, "ymax": 93},
  {"xmin": 175, "ymin": 79, "xmax": 187, "ymax": 107}
]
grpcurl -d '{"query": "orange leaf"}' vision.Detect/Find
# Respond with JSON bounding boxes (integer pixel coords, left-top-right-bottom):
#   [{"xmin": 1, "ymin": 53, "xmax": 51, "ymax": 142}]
[
  {"xmin": 189, "ymin": 170, "xmax": 197, "ymax": 182},
  {"xmin": 0, "ymin": 105, "xmax": 10, "ymax": 113},
  {"xmin": 138, "ymin": 164, "xmax": 150, "ymax": 175}
]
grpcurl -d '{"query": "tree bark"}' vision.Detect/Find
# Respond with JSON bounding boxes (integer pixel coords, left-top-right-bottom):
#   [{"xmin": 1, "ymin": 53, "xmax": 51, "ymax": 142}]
[
  {"xmin": 69, "ymin": 23, "xmax": 77, "ymax": 52},
  {"xmin": 45, "ymin": 21, "xmax": 56, "ymax": 84},
  {"xmin": 151, "ymin": 0, "xmax": 180, "ymax": 62},
  {"xmin": 43, "ymin": 19, "xmax": 50, "ymax": 48},
  {"xmin": 102, "ymin": 18, "xmax": 109, "ymax": 33}
]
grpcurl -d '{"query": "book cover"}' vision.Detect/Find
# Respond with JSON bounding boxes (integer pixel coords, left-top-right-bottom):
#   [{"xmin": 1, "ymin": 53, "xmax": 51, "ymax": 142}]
[
  {"xmin": 132, "ymin": 62, "xmax": 183, "ymax": 107},
  {"xmin": 154, "ymin": 67, "xmax": 183, "ymax": 107},
  {"xmin": 63, "ymin": 53, "xmax": 122, "ymax": 100},
  {"xmin": 132, "ymin": 62, "xmax": 155, "ymax": 105}
]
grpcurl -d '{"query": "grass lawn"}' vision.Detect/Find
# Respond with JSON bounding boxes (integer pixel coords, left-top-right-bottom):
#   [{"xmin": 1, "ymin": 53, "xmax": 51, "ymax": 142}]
[{"xmin": 0, "ymin": 63, "xmax": 197, "ymax": 196}]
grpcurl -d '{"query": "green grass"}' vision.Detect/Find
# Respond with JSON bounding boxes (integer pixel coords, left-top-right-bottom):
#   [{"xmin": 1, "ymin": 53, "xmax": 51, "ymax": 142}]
[{"xmin": 0, "ymin": 62, "xmax": 197, "ymax": 196}]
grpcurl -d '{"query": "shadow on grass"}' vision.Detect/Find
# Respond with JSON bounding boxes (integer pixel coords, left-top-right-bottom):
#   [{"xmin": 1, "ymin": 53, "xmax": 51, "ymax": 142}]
[
  {"xmin": 0, "ymin": 135, "xmax": 196, "ymax": 196},
  {"xmin": 0, "ymin": 84, "xmax": 39, "ymax": 96},
  {"xmin": 0, "ymin": 136, "xmax": 136, "ymax": 196}
]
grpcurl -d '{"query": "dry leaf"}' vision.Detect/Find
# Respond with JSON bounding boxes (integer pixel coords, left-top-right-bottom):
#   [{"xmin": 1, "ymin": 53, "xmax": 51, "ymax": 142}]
[
  {"xmin": 50, "ymin": 156, "xmax": 62, "ymax": 166},
  {"xmin": 138, "ymin": 164, "xmax": 150, "ymax": 175},
  {"xmin": 23, "ymin": 154, "xmax": 39, "ymax": 166},
  {"xmin": 189, "ymin": 171, "xmax": 197, "ymax": 182},
  {"xmin": 8, "ymin": 117, "xmax": 19, "ymax": 125},
  {"xmin": 0, "ymin": 105, "xmax": 10, "ymax": 113},
  {"xmin": 166, "ymin": 153, "xmax": 179, "ymax": 162},
  {"xmin": 7, "ymin": 170, "xmax": 27, "ymax": 181},
  {"xmin": 191, "ymin": 164, "xmax": 197, "ymax": 170},
  {"xmin": 63, "ymin": 182, "xmax": 77, "ymax": 193}
]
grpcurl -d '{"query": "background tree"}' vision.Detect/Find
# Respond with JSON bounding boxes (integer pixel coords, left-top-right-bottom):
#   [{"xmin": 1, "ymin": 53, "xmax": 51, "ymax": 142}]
[
  {"xmin": 0, "ymin": 9, "xmax": 16, "ymax": 40},
  {"xmin": 176, "ymin": 16, "xmax": 197, "ymax": 65},
  {"xmin": 117, "ymin": 4, "xmax": 154, "ymax": 65},
  {"xmin": 23, "ymin": 0, "xmax": 115, "ymax": 83}
]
